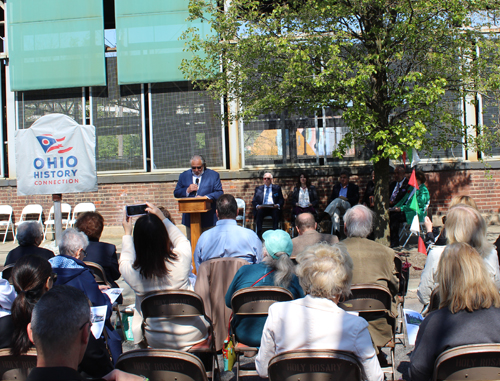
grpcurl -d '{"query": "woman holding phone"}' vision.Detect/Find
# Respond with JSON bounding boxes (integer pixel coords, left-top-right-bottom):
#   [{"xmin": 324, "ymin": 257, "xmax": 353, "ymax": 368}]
[{"xmin": 119, "ymin": 202, "xmax": 209, "ymax": 350}]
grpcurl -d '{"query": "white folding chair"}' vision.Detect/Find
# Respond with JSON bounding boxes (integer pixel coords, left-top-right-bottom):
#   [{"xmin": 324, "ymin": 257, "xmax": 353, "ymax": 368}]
[
  {"xmin": 0, "ymin": 206, "xmax": 14, "ymax": 244},
  {"xmin": 14, "ymin": 204, "xmax": 43, "ymax": 242},
  {"xmin": 70, "ymin": 203, "xmax": 96, "ymax": 227},
  {"xmin": 43, "ymin": 203, "xmax": 71, "ymax": 241},
  {"xmin": 235, "ymin": 198, "xmax": 246, "ymax": 228}
]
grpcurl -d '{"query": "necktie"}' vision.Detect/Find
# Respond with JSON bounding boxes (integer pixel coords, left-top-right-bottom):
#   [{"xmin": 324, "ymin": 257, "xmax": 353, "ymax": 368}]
[
  {"xmin": 195, "ymin": 178, "xmax": 199, "ymax": 196},
  {"xmin": 390, "ymin": 182, "xmax": 400, "ymax": 202},
  {"xmin": 264, "ymin": 186, "xmax": 270, "ymax": 204}
]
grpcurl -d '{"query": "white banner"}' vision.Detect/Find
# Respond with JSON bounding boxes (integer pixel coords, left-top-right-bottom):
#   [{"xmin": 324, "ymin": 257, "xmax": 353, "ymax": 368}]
[{"xmin": 15, "ymin": 114, "xmax": 97, "ymax": 196}]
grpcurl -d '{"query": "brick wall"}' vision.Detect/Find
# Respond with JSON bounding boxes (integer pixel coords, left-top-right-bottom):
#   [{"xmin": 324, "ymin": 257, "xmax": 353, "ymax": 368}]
[{"xmin": 0, "ymin": 168, "xmax": 498, "ymax": 229}]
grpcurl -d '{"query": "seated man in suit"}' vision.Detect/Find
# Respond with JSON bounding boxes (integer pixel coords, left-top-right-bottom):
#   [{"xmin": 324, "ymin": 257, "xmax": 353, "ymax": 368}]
[
  {"xmin": 388, "ymin": 165, "xmax": 410, "ymax": 248},
  {"xmin": 173, "ymin": 154, "xmax": 224, "ymax": 238},
  {"xmin": 5, "ymin": 221, "xmax": 54, "ymax": 266},
  {"xmin": 291, "ymin": 213, "xmax": 338, "ymax": 258},
  {"xmin": 324, "ymin": 169, "xmax": 359, "ymax": 234},
  {"xmin": 342, "ymin": 205, "xmax": 399, "ymax": 359},
  {"xmin": 252, "ymin": 173, "xmax": 284, "ymax": 238}
]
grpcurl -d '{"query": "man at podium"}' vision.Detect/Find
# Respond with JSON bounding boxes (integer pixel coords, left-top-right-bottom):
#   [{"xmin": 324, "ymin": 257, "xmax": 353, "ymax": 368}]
[{"xmin": 174, "ymin": 155, "xmax": 223, "ymax": 237}]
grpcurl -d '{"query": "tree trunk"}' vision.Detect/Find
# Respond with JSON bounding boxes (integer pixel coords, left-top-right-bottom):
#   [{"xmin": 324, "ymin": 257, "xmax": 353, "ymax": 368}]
[{"xmin": 373, "ymin": 157, "xmax": 391, "ymax": 245}]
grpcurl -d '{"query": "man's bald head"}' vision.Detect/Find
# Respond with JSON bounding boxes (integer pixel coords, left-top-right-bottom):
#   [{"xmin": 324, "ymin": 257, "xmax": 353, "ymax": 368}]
[
  {"xmin": 296, "ymin": 213, "xmax": 316, "ymax": 235},
  {"xmin": 344, "ymin": 205, "xmax": 374, "ymax": 238}
]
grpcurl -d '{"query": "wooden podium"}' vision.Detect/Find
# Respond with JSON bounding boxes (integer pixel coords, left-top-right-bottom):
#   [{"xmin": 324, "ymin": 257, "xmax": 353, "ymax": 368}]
[{"xmin": 176, "ymin": 197, "xmax": 211, "ymax": 274}]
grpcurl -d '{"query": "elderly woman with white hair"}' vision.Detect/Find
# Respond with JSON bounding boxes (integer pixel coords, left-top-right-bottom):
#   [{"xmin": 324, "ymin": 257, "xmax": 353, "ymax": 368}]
[
  {"xmin": 49, "ymin": 228, "xmax": 122, "ymax": 373},
  {"xmin": 225, "ymin": 230, "xmax": 303, "ymax": 347},
  {"xmin": 255, "ymin": 242, "xmax": 383, "ymax": 381}
]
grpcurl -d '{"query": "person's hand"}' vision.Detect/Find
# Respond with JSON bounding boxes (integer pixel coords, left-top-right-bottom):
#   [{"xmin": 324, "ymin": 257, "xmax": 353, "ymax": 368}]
[
  {"xmin": 257, "ymin": 205, "xmax": 262, "ymax": 210},
  {"xmin": 187, "ymin": 184, "xmax": 199, "ymax": 194},
  {"xmin": 424, "ymin": 216, "xmax": 433, "ymax": 233},
  {"xmin": 395, "ymin": 207, "xmax": 401, "ymax": 212},
  {"xmin": 122, "ymin": 208, "xmax": 133, "ymax": 236},
  {"xmin": 145, "ymin": 202, "xmax": 166, "ymax": 221},
  {"xmin": 98, "ymin": 285, "xmax": 110, "ymax": 291},
  {"xmin": 103, "ymin": 369, "xmax": 145, "ymax": 381}
]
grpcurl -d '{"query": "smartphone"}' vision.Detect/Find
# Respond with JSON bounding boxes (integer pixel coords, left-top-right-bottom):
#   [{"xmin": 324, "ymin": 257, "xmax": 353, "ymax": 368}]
[{"xmin": 126, "ymin": 204, "xmax": 148, "ymax": 217}]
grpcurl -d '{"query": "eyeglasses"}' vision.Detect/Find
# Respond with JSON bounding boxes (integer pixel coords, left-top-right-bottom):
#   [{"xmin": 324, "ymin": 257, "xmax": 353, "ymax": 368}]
[
  {"xmin": 79, "ymin": 320, "xmax": 92, "ymax": 331},
  {"xmin": 192, "ymin": 166, "xmax": 203, "ymax": 170},
  {"xmin": 82, "ymin": 249, "xmax": 87, "ymax": 258},
  {"xmin": 263, "ymin": 177, "xmax": 272, "ymax": 180},
  {"xmin": 50, "ymin": 273, "xmax": 58, "ymax": 282}
]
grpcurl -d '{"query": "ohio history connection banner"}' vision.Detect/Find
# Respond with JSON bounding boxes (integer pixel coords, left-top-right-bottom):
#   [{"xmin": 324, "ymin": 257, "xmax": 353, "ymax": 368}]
[{"xmin": 15, "ymin": 113, "xmax": 97, "ymax": 196}]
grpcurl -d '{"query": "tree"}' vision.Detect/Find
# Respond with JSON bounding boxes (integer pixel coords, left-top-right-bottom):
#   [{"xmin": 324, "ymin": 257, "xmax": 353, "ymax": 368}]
[{"xmin": 181, "ymin": 0, "xmax": 500, "ymax": 241}]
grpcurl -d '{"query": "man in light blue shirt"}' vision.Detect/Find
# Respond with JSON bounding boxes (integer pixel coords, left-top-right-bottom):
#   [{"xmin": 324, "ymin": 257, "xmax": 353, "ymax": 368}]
[{"xmin": 193, "ymin": 194, "xmax": 263, "ymax": 272}]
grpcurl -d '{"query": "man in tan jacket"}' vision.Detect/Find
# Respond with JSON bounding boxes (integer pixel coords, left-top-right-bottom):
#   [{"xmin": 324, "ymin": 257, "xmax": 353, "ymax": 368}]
[
  {"xmin": 291, "ymin": 213, "xmax": 338, "ymax": 258},
  {"xmin": 341, "ymin": 205, "xmax": 399, "ymax": 353}
]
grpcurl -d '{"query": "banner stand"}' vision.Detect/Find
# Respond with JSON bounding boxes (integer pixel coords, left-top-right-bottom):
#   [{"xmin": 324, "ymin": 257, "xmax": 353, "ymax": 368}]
[{"xmin": 52, "ymin": 194, "xmax": 63, "ymax": 246}]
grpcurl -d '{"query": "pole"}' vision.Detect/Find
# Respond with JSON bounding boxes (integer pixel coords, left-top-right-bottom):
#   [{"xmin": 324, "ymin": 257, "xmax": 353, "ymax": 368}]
[{"xmin": 52, "ymin": 194, "xmax": 63, "ymax": 246}]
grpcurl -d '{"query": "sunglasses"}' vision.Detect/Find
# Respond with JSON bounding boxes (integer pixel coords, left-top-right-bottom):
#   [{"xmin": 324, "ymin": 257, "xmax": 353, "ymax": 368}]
[{"xmin": 192, "ymin": 166, "xmax": 203, "ymax": 170}]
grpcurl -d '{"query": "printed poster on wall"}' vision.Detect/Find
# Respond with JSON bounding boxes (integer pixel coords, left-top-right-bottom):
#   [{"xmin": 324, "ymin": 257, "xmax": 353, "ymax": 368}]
[{"xmin": 15, "ymin": 113, "xmax": 97, "ymax": 196}]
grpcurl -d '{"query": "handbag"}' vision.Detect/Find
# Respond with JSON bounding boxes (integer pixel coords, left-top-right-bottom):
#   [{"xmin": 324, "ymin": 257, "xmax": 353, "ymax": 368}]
[{"xmin": 222, "ymin": 269, "xmax": 275, "ymax": 371}]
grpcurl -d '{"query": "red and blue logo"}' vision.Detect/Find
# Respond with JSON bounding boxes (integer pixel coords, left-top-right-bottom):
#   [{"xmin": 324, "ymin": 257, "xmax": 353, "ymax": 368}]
[{"xmin": 36, "ymin": 135, "xmax": 73, "ymax": 154}]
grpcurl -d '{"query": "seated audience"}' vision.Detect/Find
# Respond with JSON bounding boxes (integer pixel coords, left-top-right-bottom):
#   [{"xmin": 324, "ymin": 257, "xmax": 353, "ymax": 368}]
[
  {"xmin": 417, "ymin": 205, "xmax": 500, "ymax": 309},
  {"xmin": 50, "ymin": 229, "xmax": 121, "ymax": 374},
  {"xmin": 290, "ymin": 173, "xmax": 319, "ymax": 222},
  {"xmin": 11, "ymin": 255, "xmax": 54, "ymax": 356},
  {"xmin": 389, "ymin": 171, "xmax": 430, "ymax": 248},
  {"xmin": 0, "ymin": 278, "xmax": 16, "ymax": 349},
  {"xmin": 5, "ymin": 222, "xmax": 54, "ymax": 266},
  {"xmin": 194, "ymin": 194, "xmax": 262, "ymax": 272},
  {"xmin": 75, "ymin": 212, "xmax": 120, "ymax": 290},
  {"xmin": 291, "ymin": 213, "xmax": 338, "ymax": 258},
  {"xmin": 252, "ymin": 173, "xmax": 285, "ymax": 238},
  {"xmin": 26, "ymin": 285, "xmax": 141, "ymax": 381},
  {"xmin": 410, "ymin": 243, "xmax": 500, "ymax": 381},
  {"xmin": 324, "ymin": 169, "xmax": 359, "ymax": 234},
  {"xmin": 225, "ymin": 230, "xmax": 304, "ymax": 347},
  {"xmin": 255, "ymin": 242, "xmax": 383, "ymax": 381},
  {"xmin": 120, "ymin": 202, "xmax": 209, "ymax": 350},
  {"xmin": 361, "ymin": 170, "xmax": 375, "ymax": 209},
  {"xmin": 342, "ymin": 205, "xmax": 399, "ymax": 353}
]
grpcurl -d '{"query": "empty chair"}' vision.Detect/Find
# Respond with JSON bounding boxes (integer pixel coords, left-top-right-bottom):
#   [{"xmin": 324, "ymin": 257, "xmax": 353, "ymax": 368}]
[
  {"xmin": 432, "ymin": 344, "xmax": 500, "ymax": 381},
  {"xmin": 43, "ymin": 203, "xmax": 71, "ymax": 241},
  {"xmin": 69, "ymin": 202, "xmax": 96, "ymax": 227},
  {"xmin": 116, "ymin": 349, "xmax": 208, "ymax": 381},
  {"xmin": 235, "ymin": 198, "xmax": 246, "ymax": 228},
  {"xmin": 0, "ymin": 348, "xmax": 37, "ymax": 381},
  {"xmin": 268, "ymin": 349, "xmax": 364, "ymax": 381},
  {"xmin": 0, "ymin": 206, "xmax": 14, "ymax": 244},
  {"xmin": 14, "ymin": 205, "xmax": 43, "ymax": 241}
]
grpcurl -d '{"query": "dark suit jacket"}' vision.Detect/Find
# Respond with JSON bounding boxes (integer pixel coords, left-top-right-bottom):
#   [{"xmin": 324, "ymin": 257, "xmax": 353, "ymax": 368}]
[
  {"xmin": 252, "ymin": 184, "xmax": 285, "ymax": 216},
  {"xmin": 5, "ymin": 245, "xmax": 54, "ymax": 266},
  {"xmin": 84, "ymin": 241, "xmax": 120, "ymax": 288},
  {"xmin": 173, "ymin": 168, "xmax": 224, "ymax": 228},
  {"xmin": 389, "ymin": 177, "xmax": 409, "ymax": 205},
  {"xmin": 290, "ymin": 185, "xmax": 319, "ymax": 208},
  {"xmin": 329, "ymin": 182, "xmax": 359, "ymax": 207}
]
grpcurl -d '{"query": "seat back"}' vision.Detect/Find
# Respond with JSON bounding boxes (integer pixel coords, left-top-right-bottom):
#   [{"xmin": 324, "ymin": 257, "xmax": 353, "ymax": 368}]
[
  {"xmin": 141, "ymin": 290, "xmax": 208, "ymax": 322},
  {"xmin": 394, "ymin": 255, "xmax": 409, "ymax": 297},
  {"xmin": 0, "ymin": 206, "xmax": 13, "ymax": 221},
  {"xmin": 18, "ymin": 204, "xmax": 43, "ymax": 224},
  {"xmin": 85, "ymin": 261, "xmax": 110, "ymax": 287},
  {"xmin": 339, "ymin": 284, "xmax": 393, "ymax": 313},
  {"xmin": 235, "ymin": 198, "xmax": 246, "ymax": 227},
  {"xmin": 116, "ymin": 349, "xmax": 208, "ymax": 381},
  {"xmin": 433, "ymin": 344, "xmax": 500, "ymax": 381},
  {"xmin": 231, "ymin": 286, "xmax": 293, "ymax": 316},
  {"xmin": 0, "ymin": 348, "xmax": 37, "ymax": 381},
  {"xmin": 268, "ymin": 349, "xmax": 364, "ymax": 381},
  {"xmin": 71, "ymin": 203, "xmax": 96, "ymax": 225}
]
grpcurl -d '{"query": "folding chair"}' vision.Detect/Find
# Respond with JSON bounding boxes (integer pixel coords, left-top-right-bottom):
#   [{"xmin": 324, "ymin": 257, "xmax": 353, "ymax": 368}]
[
  {"xmin": 255, "ymin": 216, "xmax": 281, "ymax": 234},
  {"xmin": 394, "ymin": 255, "xmax": 409, "ymax": 347},
  {"xmin": 0, "ymin": 206, "xmax": 14, "ymax": 244},
  {"xmin": 70, "ymin": 202, "xmax": 96, "ymax": 227},
  {"xmin": 433, "ymin": 344, "xmax": 500, "ymax": 381},
  {"xmin": 230, "ymin": 286, "xmax": 294, "ymax": 381},
  {"xmin": 339, "ymin": 284, "xmax": 396, "ymax": 380},
  {"xmin": 116, "ymin": 349, "xmax": 208, "ymax": 381},
  {"xmin": 235, "ymin": 198, "xmax": 246, "ymax": 228},
  {"xmin": 1, "ymin": 264, "xmax": 14, "ymax": 284},
  {"xmin": 140, "ymin": 290, "xmax": 219, "ymax": 380},
  {"xmin": 43, "ymin": 203, "xmax": 71, "ymax": 241},
  {"xmin": 14, "ymin": 205, "xmax": 43, "ymax": 242},
  {"xmin": 85, "ymin": 261, "xmax": 124, "ymax": 338},
  {"xmin": 268, "ymin": 349, "xmax": 364, "ymax": 381},
  {"xmin": 0, "ymin": 348, "xmax": 37, "ymax": 381}
]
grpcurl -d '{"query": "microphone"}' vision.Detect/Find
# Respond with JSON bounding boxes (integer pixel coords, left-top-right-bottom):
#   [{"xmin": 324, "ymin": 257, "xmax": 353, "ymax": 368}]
[{"xmin": 195, "ymin": 178, "xmax": 199, "ymax": 196}]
